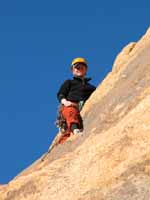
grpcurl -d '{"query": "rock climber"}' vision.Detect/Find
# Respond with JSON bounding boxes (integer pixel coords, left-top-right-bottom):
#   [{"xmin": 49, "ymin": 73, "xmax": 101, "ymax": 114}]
[{"xmin": 56, "ymin": 57, "xmax": 96, "ymax": 138}]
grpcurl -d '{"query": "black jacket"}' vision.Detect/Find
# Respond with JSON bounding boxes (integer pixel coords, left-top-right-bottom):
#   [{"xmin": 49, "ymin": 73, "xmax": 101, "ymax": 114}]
[{"xmin": 57, "ymin": 76, "xmax": 96, "ymax": 103}]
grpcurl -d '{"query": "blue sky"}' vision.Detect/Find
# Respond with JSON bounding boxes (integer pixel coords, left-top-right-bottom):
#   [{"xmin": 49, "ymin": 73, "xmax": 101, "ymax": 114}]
[{"xmin": 0, "ymin": 0, "xmax": 149, "ymax": 184}]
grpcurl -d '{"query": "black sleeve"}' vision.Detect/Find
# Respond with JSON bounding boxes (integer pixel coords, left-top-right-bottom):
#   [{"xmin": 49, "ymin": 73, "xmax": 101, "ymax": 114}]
[
  {"xmin": 92, "ymin": 85, "xmax": 96, "ymax": 92},
  {"xmin": 57, "ymin": 80, "xmax": 71, "ymax": 102}
]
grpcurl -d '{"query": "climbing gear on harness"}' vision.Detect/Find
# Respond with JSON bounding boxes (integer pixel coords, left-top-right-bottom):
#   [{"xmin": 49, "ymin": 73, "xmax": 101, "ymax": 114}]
[
  {"xmin": 55, "ymin": 106, "xmax": 67, "ymax": 133},
  {"xmin": 78, "ymin": 100, "xmax": 85, "ymax": 111}
]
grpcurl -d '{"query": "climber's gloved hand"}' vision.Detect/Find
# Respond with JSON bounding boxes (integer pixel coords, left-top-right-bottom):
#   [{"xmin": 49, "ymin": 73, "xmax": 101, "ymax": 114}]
[{"xmin": 61, "ymin": 98, "xmax": 72, "ymax": 107}]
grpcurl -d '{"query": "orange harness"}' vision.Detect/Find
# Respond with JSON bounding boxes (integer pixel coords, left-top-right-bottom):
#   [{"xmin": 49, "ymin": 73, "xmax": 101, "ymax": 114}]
[
  {"xmin": 56, "ymin": 103, "xmax": 83, "ymax": 144},
  {"xmin": 60, "ymin": 104, "xmax": 80, "ymax": 131}
]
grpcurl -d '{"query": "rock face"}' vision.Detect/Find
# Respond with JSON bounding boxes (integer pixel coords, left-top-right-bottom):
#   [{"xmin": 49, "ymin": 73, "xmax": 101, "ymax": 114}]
[{"xmin": 0, "ymin": 29, "xmax": 150, "ymax": 200}]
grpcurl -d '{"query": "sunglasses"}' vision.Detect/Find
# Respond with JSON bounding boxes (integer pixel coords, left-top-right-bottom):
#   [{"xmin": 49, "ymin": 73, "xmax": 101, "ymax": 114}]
[
  {"xmin": 73, "ymin": 63, "xmax": 87, "ymax": 70},
  {"xmin": 74, "ymin": 66, "xmax": 85, "ymax": 70}
]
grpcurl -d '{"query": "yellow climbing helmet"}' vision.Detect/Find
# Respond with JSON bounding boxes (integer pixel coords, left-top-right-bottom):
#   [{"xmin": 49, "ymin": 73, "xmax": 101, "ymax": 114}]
[{"xmin": 71, "ymin": 57, "xmax": 88, "ymax": 69}]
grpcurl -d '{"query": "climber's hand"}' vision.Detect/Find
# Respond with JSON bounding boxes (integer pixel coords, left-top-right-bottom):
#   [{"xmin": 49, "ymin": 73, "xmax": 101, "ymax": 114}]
[{"xmin": 61, "ymin": 99, "xmax": 72, "ymax": 107}]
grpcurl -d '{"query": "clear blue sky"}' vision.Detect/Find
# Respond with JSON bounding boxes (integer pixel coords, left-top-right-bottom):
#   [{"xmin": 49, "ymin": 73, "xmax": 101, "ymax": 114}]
[{"xmin": 0, "ymin": 0, "xmax": 149, "ymax": 184}]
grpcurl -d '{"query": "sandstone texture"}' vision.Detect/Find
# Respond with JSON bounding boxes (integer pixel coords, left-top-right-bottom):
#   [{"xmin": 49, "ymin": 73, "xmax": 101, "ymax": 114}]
[{"xmin": 0, "ymin": 28, "xmax": 150, "ymax": 200}]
